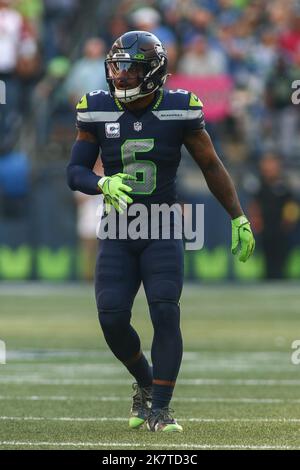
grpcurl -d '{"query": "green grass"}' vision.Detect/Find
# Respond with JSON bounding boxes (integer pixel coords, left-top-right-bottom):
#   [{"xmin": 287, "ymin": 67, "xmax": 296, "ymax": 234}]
[{"xmin": 0, "ymin": 282, "xmax": 300, "ymax": 449}]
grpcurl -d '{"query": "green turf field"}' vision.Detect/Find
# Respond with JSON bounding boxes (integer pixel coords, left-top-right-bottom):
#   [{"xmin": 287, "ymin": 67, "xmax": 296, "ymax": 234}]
[{"xmin": 0, "ymin": 282, "xmax": 300, "ymax": 450}]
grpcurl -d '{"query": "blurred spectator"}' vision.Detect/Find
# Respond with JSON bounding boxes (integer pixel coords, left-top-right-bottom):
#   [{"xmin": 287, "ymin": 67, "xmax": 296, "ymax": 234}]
[
  {"xmin": 250, "ymin": 154, "xmax": 299, "ymax": 279},
  {"xmin": 265, "ymin": 55, "xmax": 300, "ymax": 159},
  {"xmin": 129, "ymin": 6, "xmax": 178, "ymax": 71},
  {"xmin": 43, "ymin": 0, "xmax": 79, "ymax": 61},
  {"xmin": 65, "ymin": 38, "xmax": 107, "ymax": 106},
  {"xmin": 16, "ymin": 35, "xmax": 41, "ymax": 115},
  {"xmin": 0, "ymin": 0, "xmax": 24, "ymax": 76},
  {"xmin": 184, "ymin": 6, "xmax": 213, "ymax": 39},
  {"xmin": 32, "ymin": 56, "xmax": 71, "ymax": 146},
  {"xmin": 178, "ymin": 34, "xmax": 228, "ymax": 76},
  {"xmin": 279, "ymin": 6, "xmax": 300, "ymax": 62},
  {"xmin": 103, "ymin": 14, "xmax": 129, "ymax": 47},
  {"xmin": 266, "ymin": 0, "xmax": 292, "ymax": 30},
  {"xmin": 0, "ymin": 149, "xmax": 30, "ymax": 218},
  {"xmin": 14, "ymin": 0, "xmax": 44, "ymax": 37},
  {"xmin": 248, "ymin": 28, "xmax": 278, "ymax": 81},
  {"xmin": 0, "ymin": 0, "xmax": 24, "ymax": 119},
  {"xmin": 217, "ymin": 15, "xmax": 256, "ymax": 85},
  {"xmin": 0, "ymin": 0, "xmax": 40, "ymax": 153},
  {"xmin": 0, "ymin": 0, "xmax": 300, "ymax": 281}
]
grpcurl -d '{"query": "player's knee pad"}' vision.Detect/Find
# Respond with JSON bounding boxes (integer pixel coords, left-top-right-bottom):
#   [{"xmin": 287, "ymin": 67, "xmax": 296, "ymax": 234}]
[
  {"xmin": 149, "ymin": 301, "xmax": 180, "ymax": 334},
  {"xmin": 146, "ymin": 280, "xmax": 182, "ymax": 305},
  {"xmin": 96, "ymin": 288, "xmax": 130, "ymax": 313},
  {"xmin": 98, "ymin": 309, "xmax": 131, "ymax": 335}
]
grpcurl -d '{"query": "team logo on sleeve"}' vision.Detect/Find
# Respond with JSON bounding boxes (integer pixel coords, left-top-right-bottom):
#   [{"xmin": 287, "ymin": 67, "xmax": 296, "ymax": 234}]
[
  {"xmin": 105, "ymin": 122, "xmax": 120, "ymax": 138},
  {"xmin": 133, "ymin": 121, "xmax": 142, "ymax": 132}
]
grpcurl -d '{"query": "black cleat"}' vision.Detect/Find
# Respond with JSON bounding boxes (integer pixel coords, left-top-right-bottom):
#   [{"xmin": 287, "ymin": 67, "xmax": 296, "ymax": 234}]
[{"xmin": 147, "ymin": 407, "xmax": 183, "ymax": 432}]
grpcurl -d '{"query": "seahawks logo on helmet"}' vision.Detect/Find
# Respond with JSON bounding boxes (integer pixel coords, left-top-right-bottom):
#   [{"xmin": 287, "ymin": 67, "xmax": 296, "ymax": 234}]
[{"xmin": 105, "ymin": 31, "xmax": 168, "ymax": 103}]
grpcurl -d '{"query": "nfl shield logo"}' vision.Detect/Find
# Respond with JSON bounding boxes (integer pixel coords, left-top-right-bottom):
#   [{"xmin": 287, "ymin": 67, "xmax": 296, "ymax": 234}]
[{"xmin": 134, "ymin": 121, "xmax": 142, "ymax": 132}]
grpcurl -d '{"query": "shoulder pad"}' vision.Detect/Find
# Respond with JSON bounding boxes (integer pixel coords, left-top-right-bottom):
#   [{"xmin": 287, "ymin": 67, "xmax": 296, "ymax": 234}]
[
  {"xmin": 76, "ymin": 90, "xmax": 124, "ymax": 123},
  {"xmin": 76, "ymin": 94, "xmax": 88, "ymax": 110},
  {"xmin": 76, "ymin": 89, "xmax": 110, "ymax": 112},
  {"xmin": 164, "ymin": 89, "xmax": 203, "ymax": 110},
  {"xmin": 188, "ymin": 92, "xmax": 203, "ymax": 109}
]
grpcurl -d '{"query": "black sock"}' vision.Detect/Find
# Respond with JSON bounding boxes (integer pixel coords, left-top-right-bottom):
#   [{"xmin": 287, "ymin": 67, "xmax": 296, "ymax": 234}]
[
  {"xmin": 123, "ymin": 352, "xmax": 153, "ymax": 388},
  {"xmin": 152, "ymin": 382, "xmax": 174, "ymax": 411},
  {"xmin": 149, "ymin": 301, "xmax": 183, "ymax": 410}
]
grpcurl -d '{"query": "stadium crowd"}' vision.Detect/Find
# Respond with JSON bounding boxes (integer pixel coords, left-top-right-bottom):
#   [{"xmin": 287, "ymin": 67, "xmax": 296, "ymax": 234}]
[
  {"xmin": 0, "ymin": 0, "xmax": 300, "ymax": 279},
  {"xmin": 1, "ymin": 0, "xmax": 300, "ymax": 155}
]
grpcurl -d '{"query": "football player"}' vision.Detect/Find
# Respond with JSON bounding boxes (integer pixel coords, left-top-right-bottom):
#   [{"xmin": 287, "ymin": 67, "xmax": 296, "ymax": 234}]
[{"xmin": 67, "ymin": 31, "xmax": 255, "ymax": 432}]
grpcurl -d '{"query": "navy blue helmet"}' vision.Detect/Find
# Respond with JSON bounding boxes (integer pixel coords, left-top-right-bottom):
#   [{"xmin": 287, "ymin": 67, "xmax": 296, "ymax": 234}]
[{"xmin": 105, "ymin": 30, "xmax": 168, "ymax": 102}]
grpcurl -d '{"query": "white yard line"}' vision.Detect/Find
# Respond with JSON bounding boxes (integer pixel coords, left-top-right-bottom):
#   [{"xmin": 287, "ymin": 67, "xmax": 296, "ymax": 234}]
[
  {"xmin": 5, "ymin": 364, "xmax": 297, "ymax": 373},
  {"xmin": 0, "ymin": 395, "xmax": 299, "ymax": 404},
  {"xmin": 0, "ymin": 441, "xmax": 299, "ymax": 450},
  {"xmin": 5, "ymin": 350, "xmax": 291, "ymax": 360},
  {"xmin": 1, "ymin": 416, "xmax": 300, "ymax": 423},
  {"xmin": 1, "ymin": 377, "xmax": 300, "ymax": 386}
]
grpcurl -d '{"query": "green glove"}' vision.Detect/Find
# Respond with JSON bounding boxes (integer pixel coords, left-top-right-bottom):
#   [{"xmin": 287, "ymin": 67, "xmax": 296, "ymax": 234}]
[
  {"xmin": 231, "ymin": 215, "xmax": 255, "ymax": 263},
  {"xmin": 98, "ymin": 173, "xmax": 136, "ymax": 214}
]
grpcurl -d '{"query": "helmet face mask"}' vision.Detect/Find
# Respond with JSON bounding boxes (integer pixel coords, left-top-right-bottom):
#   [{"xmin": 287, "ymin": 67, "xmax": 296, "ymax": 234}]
[
  {"xmin": 105, "ymin": 31, "xmax": 168, "ymax": 103},
  {"xmin": 106, "ymin": 60, "xmax": 147, "ymax": 87}
]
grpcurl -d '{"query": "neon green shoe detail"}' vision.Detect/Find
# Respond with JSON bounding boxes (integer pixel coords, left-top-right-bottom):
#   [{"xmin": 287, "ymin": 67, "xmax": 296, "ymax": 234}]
[
  {"xmin": 162, "ymin": 423, "xmax": 183, "ymax": 432},
  {"xmin": 129, "ymin": 383, "xmax": 152, "ymax": 429},
  {"xmin": 129, "ymin": 416, "xmax": 145, "ymax": 429},
  {"xmin": 147, "ymin": 408, "xmax": 183, "ymax": 432}
]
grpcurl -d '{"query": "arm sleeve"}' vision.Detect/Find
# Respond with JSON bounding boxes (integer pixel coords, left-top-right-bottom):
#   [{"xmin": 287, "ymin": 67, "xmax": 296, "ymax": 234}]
[
  {"xmin": 66, "ymin": 140, "xmax": 101, "ymax": 195},
  {"xmin": 184, "ymin": 92, "xmax": 205, "ymax": 132}
]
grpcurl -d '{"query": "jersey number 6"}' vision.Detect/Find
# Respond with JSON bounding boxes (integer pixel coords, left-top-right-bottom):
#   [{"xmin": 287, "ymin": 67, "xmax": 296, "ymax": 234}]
[{"xmin": 121, "ymin": 139, "xmax": 156, "ymax": 195}]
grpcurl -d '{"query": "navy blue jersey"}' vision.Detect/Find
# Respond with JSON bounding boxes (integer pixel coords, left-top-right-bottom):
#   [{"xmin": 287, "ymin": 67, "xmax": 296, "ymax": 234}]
[{"xmin": 76, "ymin": 88, "xmax": 205, "ymax": 205}]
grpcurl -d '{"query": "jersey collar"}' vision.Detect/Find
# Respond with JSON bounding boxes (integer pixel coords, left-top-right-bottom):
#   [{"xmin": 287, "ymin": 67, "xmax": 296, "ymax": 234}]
[{"xmin": 114, "ymin": 89, "xmax": 164, "ymax": 112}]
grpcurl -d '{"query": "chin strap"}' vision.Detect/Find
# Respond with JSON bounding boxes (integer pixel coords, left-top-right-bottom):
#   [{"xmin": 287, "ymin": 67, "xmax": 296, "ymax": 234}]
[{"xmin": 115, "ymin": 84, "xmax": 158, "ymax": 103}]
